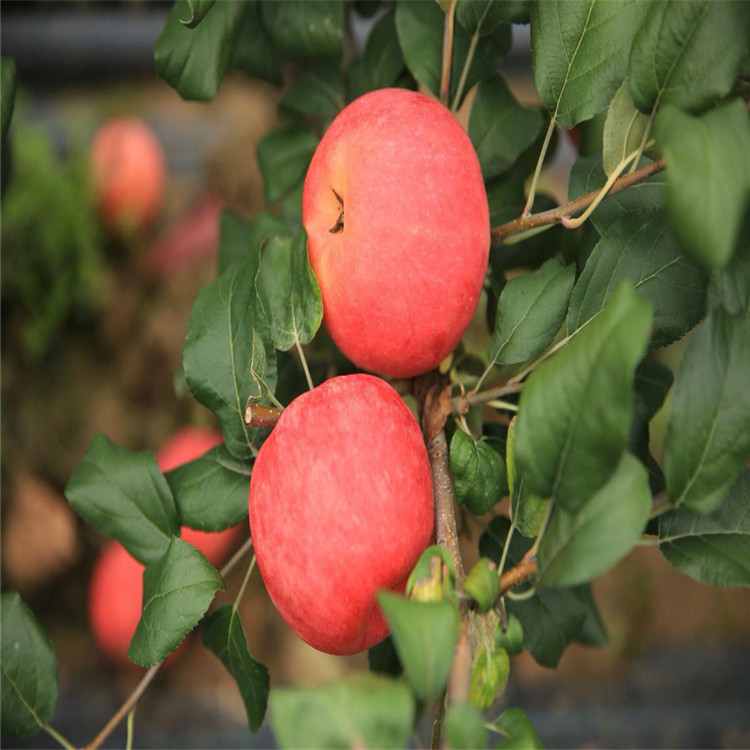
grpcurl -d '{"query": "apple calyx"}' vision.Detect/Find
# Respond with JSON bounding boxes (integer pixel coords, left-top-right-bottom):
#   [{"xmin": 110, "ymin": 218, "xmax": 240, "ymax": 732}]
[{"xmin": 328, "ymin": 188, "xmax": 344, "ymax": 234}]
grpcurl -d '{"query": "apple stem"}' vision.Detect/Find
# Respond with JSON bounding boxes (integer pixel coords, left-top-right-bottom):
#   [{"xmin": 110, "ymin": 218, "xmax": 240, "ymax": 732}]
[{"xmin": 439, "ymin": 0, "xmax": 458, "ymax": 106}]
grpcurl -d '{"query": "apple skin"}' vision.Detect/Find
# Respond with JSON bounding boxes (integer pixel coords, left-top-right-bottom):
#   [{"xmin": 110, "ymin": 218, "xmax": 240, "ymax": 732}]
[
  {"xmin": 88, "ymin": 427, "xmax": 243, "ymax": 667},
  {"xmin": 302, "ymin": 88, "xmax": 490, "ymax": 379},
  {"xmin": 248, "ymin": 374, "xmax": 434, "ymax": 655},
  {"xmin": 90, "ymin": 117, "xmax": 165, "ymax": 235}
]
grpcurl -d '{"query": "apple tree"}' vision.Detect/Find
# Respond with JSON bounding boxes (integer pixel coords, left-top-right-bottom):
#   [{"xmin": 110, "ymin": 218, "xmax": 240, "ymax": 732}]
[{"xmin": 2, "ymin": 1, "xmax": 750, "ymax": 748}]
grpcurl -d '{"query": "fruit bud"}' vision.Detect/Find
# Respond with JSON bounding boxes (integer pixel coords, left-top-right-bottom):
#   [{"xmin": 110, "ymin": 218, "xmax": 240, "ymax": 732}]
[
  {"xmin": 407, "ymin": 545, "xmax": 456, "ymax": 603},
  {"xmin": 463, "ymin": 558, "xmax": 500, "ymax": 611}
]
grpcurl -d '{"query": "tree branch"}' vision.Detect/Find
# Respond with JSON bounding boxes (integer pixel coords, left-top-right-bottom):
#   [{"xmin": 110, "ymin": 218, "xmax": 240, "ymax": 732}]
[
  {"xmin": 492, "ymin": 157, "xmax": 666, "ymax": 243},
  {"xmin": 498, "ymin": 559, "xmax": 537, "ymax": 598}
]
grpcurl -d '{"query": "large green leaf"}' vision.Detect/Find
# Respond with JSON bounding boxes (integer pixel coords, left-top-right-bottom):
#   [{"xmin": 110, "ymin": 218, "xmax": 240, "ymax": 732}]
[
  {"xmin": 537, "ymin": 453, "xmax": 652, "ymax": 587},
  {"xmin": 395, "ymin": 0, "xmax": 511, "ymax": 110},
  {"xmin": 507, "ymin": 418, "xmax": 548, "ymax": 538},
  {"xmin": 165, "ymin": 443, "xmax": 251, "ymax": 531},
  {"xmin": 445, "ymin": 702, "xmax": 488, "ymax": 750},
  {"xmin": 450, "ymin": 430, "xmax": 507, "ymax": 515},
  {"xmin": 659, "ymin": 469, "xmax": 750, "ymax": 587},
  {"xmin": 531, "ymin": 0, "xmax": 648, "ymax": 128},
  {"xmin": 257, "ymin": 231, "xmax": 323, "ymax": 352},
  {"xmin": 231, "ymin": 1, "xmax": 283, "ymax": 86},
  {"xmin": 360, "ymin": 9, "xmax": 407, "ymax": 92},
  {"xmin": 367, "ymin": 636, "xmax": 402, "ymax": 678},
  {"xmin": 260, "ymin": 0, "xmax": 343, "ymax": 59},
  {"xmin": 456, "ymin": 0, "xmax": 514, "ymax": 35},
  {"xmin": 567, "ymin": 210, "xmax": 708, "ymax": 350},
  {"xmin": 65, "ymin": 434, "xmax": 179, "ymax": 565},
  {"xmin": 202, "ymin": 605, "xmax": 269, "ymax": 732},
  {"xmin": 154, "ymin": 0, "xmax": 245, "ymax": 101},
  {"xmin": 183, "ymin": 248, "xmax": 276, "ymax": 462},
  {"xmin": 655, "ymin": 100, "xmax": 750, "ymax": 269},
  {"xmin": 377, "ymin": 592, "xmax": 459, "ymax": 701},
  {"xmin": 707, "ymin": 216, "xmax": 750, "ymax": 317},
  {"xmin": 1, "ymin": 593, "xmax": 58, "ymax": 738},
  {"xmin": 664, "ymin": 309, "xmax": 750, "ymax": 514},
  {"xmin": 217, "ymin": 210, "xmax": 288, "ymax": 275},
  {"xmin": 1, "ymin": 57, "xmax": 16, "ymax": 142},
  {"xmin": 281, "ymin": 61, "xmax": 345, "ymax": 118},
  {"xmin": 568, "ymin": 154, "xmax": 665, "ymax": 235},
  {"xmin": 515, "ymin": 284, "xmax": 652, "ymax": 512},
  {"xmin": 256, "ymin": 127, "xmax": 319, "ymax": 204},
  {"xmin": 129, "ymin": 538, "xmax": 224, "ymax": 666},
  {"xmin": 469, "ymin": 75, "xmax": 544, "ymax": 180},
  {"xmin": 491, "ymin": 259, "xmax": 575, "ymax": 366},
  {"xmin": 602, "ymin": 76, "xmax": 649, "ymax": 177},
  {"xmin": 629, "ymin": 0, "xmax": 750, "ymax": 114},
  {"xmin": 180, "ymin": 0, "xmax": 214, "ymax": 28},
  {"xmin": 494, "ymin": 707, "xmax": 544, "ymax": 749},
  {"xmin": 270, "ymin": 673, "xmax": 414, "ymax": 750}
]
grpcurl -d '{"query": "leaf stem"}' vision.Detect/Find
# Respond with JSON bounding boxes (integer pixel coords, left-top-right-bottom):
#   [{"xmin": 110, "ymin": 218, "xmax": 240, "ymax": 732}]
[
  {"xmin": 440, "ymin": 0, "xmax": 458, "ymax": 106},
  {"xmin": 232, "ymin": 553, "xmax": 257, "ymax": 615},
  {"xmin": 451, "ymin": 30, "xmax": 478, "ymax": 113},
  {"xmin": 295, "ymin": 338, "xmax": 315, "ymax": 391},
  {"xmin": 456, "ymin": 381, "xmax": 524, "ymax": 415},
  {"xmin": 487, "ymin": 399, "xmax": 518, "ymax": 412},
  {"xmin": 628, "ymin": 112, "xmax": 654, "ymax": 174},
  {"xmin": 431, "ymin": 692, "xmax": 446, "ymax": 749},
  {"xmin": 496, "ymin": 523, "xmax": 515, "ymax": 578},
  {"xmin": 523, "ymin": 117, "xmax": 556, "ymax": 216},
  {"xmin": 528, "ymin": 499, "xmax": 553, "ymax": 560},
  {"xmin": 43, "ymin": 724, "xmax": 75, "ymax": 750},
  {"xmin": 125, "ymin": 709, "xmax": 135, "ymax": 750},
  {"xmin": 506, "ymin": 585, "xmax": 537, "ymax": 601}
]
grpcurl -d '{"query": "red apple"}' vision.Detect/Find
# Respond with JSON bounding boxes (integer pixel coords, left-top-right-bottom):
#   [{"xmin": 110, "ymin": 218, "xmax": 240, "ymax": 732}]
[
  {"xmin": 302, "ymin": 88, "xmax": 489, "ymax": 378},
  {"xmin": 88, "ymin": 427, "xmax": 243, "ymax": 666},
  {"xmin": 90, "ymin": 117, "xmax": 165, "ymax": 236},
  {"xmin": 248, "ymin": 374, "xmax": 434, "ymax": 655}
]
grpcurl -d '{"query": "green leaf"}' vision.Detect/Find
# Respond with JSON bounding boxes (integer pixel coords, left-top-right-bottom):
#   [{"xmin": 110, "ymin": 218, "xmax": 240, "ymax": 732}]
[
  {"xmin": 450, "ymin": 430, "xmax": 507, "ymax": 515},
  {"xmin": 568, "ymin": 154, "xmax": 665, "ymax": 235},
  {"xmin": 515, "ymin": 284, "xmax": 652, "ymax": 512},
  {"xmin": 358, "ymin": 9, "xmax": 407, "ymax": 93},
  {"xmin": 1, "ymin": 57, "xmax": 17, "ymax": 142},
  {"xmin": 629, "ymin": 0, "xmax": 750, "ymax": 115},
  {"xmin": 154, "ymin": 0, "xmax": 245, "ymax": 101},
  {"xmin": 65, "ymin": 434, "xmax": 179, "ymax": 565},
  {"xmin": 491, "ymin": 259, "xmax": 575, "ymax": 366},
  {"xmin": 494, "ymin": 707, "xmax": 544, "ymax": 749},
  {"xmin": 181, "ymin": 0, "xmax": 214, "ymax": 28},
  {"xmin": 183, "ymin": 248, "xmax": 276, "ymax": 462},
  {"xmin": 664, "ymin": 309, "xmax": 750, "ymax": 513},
  {"xmin": 217, "ymin": 210, "xmax": 289, "ymax": 275},
  {"xmin": 659, "ymin": 468, "xmax": 750, "ymax": 587},
  {"xmin": 537, "ymin": 453, "xmax": 652, "ymax": 587},
  {"xmin": 602, "ymin": 77, "xmax": 649, "ymax": 177},
  {"xmin": 480, "ymin": 517, "xmax": 607, "ymax": 667},
  {"xmin": 445, "ymin": 702, "xmax": 488, "ymax": 750},
  {"xmin": 469, "ymin": 75, "xmax": 544, "ymax": 180},
  {"xmin": 202, "ymin": 604, "xmax": 269, "ymax": 732},
  {"xmin": 377, "ymin": 592, "xmax": 459, "ymax": 701},
  {"xmin": 406, "ymin": 545, "xmax": 457, "ymax": 602},
  {"xmin": 531, "ymin": 0, "xmax": 648, "ymax": 128},
  {"xmin": 281, "ymin": 61, "xmax": 345, "ymax": 118},
  {"xmin": 257, "ymin": 127, "xmax": 319, "ymax": 204},
  {"xmin": 270, "ymin": 673, "xmax": 414, "ymax": 750},
  {"xmin": 395, "ymin": 0, "xmax": 511, "ymax": 109},
  {"xmin": 494, "ymin": 614, "xmax": 524, "ymax": 656},
  {"xmin": 165, "ymin": 443, "xmax": 251, "ymax": 531},
  {"xmin": 507, "ymin": 417, "xmax": 549, "ymax": 538},
  {"xmin": 1, "ymin": 592, "xmax": 58, "ymax": 738},
  {"xmin": 463, "ymin": 558, "xmax": 500, "ymax": 612},
  {"xmin": 655, "ymin": 100, "xmax": 750, "ymax": 269},
  {"xmin": 368, "ymin": 636, "xmax": 403, "ymax": 678},
  {"xmin": 567, "ymin": 210, "xmax": 708, "ymax": 350},
  {"xmin": 257, "ymin": 230, "xmax": 323, "ymax": 351},
  {"xmin": 231, "ymin": 1, "xmax": 283, "ymax": 86},
  {"xmin": 129, "ymin": 538, "xmax": 224, "ymax": 666},
  {"xmin": 707, "ymin": 215, "xmax": 750, "ymax": 317},
  {"xmin": 469, "ymin": 646, "xmax": 509, "ymax": 712},
  {"xmin": 456, "ymin": 0, "xmax": 511, "ymax": 35},
  {"xmin": 260, "ymin": 0, "xmax": 343, "ymax": 59}
]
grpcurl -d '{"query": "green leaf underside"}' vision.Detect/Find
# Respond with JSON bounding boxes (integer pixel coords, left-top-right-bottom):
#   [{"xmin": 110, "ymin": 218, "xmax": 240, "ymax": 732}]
[
  {"xmin": 183, "ymin": 248, "xmax": 276, "ymax": 462},
  {"xmin": 445, "ymin": 702, "xmax": 488, "ymax": 750},
  {"xmin": 494, "ymin": 707, "xmax": 544, "ymax": 749},
  {"xmin": 270, "ymin": 673, "xmax": 414, "ymax": 750},
  {"xmin": 568, "ymin": 154, "xmax": 665, "ymax": 235},
  {"xmin": 450, "ymin": 431, "xmax": 507, "ymax": 515},
  {"xmin": 507, "ymin": 418, "xmax": 548, "ymax": 538},
  {"xmin": 664, "ymin": 309, "xmax": 750, "ymax": 514},
  {"xmin": 1, "ymin": 593, "xmax": 58, "ymax": 738},
  {"xmin": 568, "ymin": 210, "xmax": 708, "ymax": 350},
  {"xmin": 257, "ymin": 231, "xmax": 323, "ymax": 351},
  {"xmin": 602, "ymin": 76, "xmax": 648, "ymax": 177},
  {"xmin": 492, "ymin": 258, "xmax": 575, "ymax": 366},
  {"xmin": 129, "ymin": 538, "xmax": 224, "ymax": 666},
  {"xmin": 257, "ymin": 127, "xmax": 319, "ymax": 204},
  {"xmin": 659, "ymin": 468, "xmax": 750, "ymax": 587},
  {"xmin": 655, "ymin": 100, "xmax": 750, "ymax": 269},
  {"xmin": 377, "ymin": 592, "xmax": 459, "ymax": 701},
  {"xmin": 218, "ymin": 210, "xmax": 288, "ymax": 275},
  {"xmin": 531, "ymin": 0, "xmax": 649, "ymax": 128},
  {"xmin": 65, "ymin": 434, "xmax": 179, "ymax": 565},
  {"xmin": 260, "ymin": 0, "xmax": 343, "ymax": 60},
  {"xmin": 537, "ymin": 453, "xmax": 652, "ymax": 587},
  {"xmin": 154, "ymin": 0, "xmax": 245, "ymax": 101},
  {"xmin": 516, "ymin": 284, "xmax": 652, "ymax": 512},
  {"xmin": 629, "ymin": 1, "xmax": 750, "ymax": 115},
  {"xmin": 165, "ymin": 443, "xmax": 251, "ymax": 531},
  {"xmin": 202, "ymin": 605, "xmax": 269, "ymax": 732},
  {"xmin": 469, "ymin": 75, "xmax": 544, "ymax": 180},
  {"xmin": 480, "ymin": 517, "xmax": 607, "ymax": 667}
]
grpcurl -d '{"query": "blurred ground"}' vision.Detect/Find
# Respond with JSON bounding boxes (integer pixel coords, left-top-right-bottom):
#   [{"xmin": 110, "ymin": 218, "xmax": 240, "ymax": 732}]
[{"xmin": 2, "ymin": 4, "xmax": 749, "ymax": 749}]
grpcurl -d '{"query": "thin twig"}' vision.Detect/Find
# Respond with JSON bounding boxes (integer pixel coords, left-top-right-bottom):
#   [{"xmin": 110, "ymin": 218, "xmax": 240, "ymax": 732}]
[
  {"xmin": 453, "ymin": 382, "xmax": 524, "ymax": 416},
  {"xmin": 431, "ymin": 692, "xmax": 446, "ymax": 749},
  {"xmin": 494, "ymin": 157, "xmax": 666, "ymax": 243},
  {"xmin": 439, "ymin": 0, "xmax": 458, "ymax": 106},
  {"xmin": 244, "ymin": 402, "xmax": 284, "ymax": 429},
  {"xmin": 498, "ymin": 559, "xmax": 537, "ymax": 598}
]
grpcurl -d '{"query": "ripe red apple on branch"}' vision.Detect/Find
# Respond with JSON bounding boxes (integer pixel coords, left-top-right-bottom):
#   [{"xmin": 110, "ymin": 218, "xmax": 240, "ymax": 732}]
[
  {"xmin": 303, "ymin": 88, "xmax": 490, "ymax": 378},
  {"xmin": 249, "ymin": 374, "xmax": 434, "ymax": 655}
]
